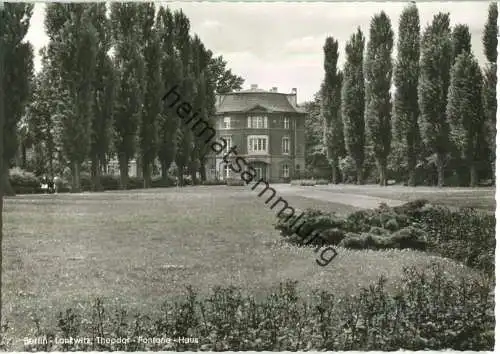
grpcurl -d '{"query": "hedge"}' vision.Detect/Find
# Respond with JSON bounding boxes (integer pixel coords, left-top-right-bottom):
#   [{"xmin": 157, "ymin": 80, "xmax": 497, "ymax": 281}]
[
  {"xmin": 275, "ymin": 199, "xmax": 495, "ymax": 275},
  {"xmin": 18, "ymin": 265, "xmax": 493, "ymax": 351}
]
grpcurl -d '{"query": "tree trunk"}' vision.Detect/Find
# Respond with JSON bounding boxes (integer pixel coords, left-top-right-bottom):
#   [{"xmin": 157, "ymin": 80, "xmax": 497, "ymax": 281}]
[
  {"xmin": 436, "ymin": 153, "xmax": 445, "ymax": 187},
  {"xmin": 469, "ymin": 162, "xmax": 477, "ymax": 187},
  {"xmin": 356, "ymin": 164, "xmax": 364, "ymax": 185},
  {"xmin": 376, "ymin": 158, "xmax": 387, "ymax": 186},
  {"xmin": 331, "ymin": 155, "xmax": 339, "ymax": 184},
  {"xmin": 91, "ymin": 156, "xmax": 102, "ymax": 191},
  {"xmin": 119, "ymin": 153, "xmax": 128, "ymax": 190},
  {"xmin": 407, "ymin": 143, "xmax": 417, "ymax": 187},
  {"xmin": 21, "ymin": 144, "xmax": 26, "ymax": 169},
  {"xmin": 160, "ymin": 160, "xmax": 169, "ymax": 183},
  {"xmin": 177, "ymin": 167, "xmax": 183, "ymax": 187},
  {"xmin": 71, "ymin": 161, "xmax": 81, "ymax": 193},
  {"xmin": 49, "ymin": 149, "xmax": 54, "ymax": 179},
  {"xmin": 198, "ymin": 162, "xmax": 207, "ymax": 182},
  {"xmin": 190, "ymin": 169, "xmax": 197, "ymax": 185},
  {"xmin": 142, "ymin": 161, "xmax": 151, "ymax": 189}
]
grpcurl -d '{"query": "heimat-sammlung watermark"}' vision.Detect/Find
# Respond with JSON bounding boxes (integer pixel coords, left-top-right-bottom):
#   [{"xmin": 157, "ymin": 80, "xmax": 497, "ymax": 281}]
[{"xmin": 162, "ymin": 84, "xmax": 338, "ymax": 267}]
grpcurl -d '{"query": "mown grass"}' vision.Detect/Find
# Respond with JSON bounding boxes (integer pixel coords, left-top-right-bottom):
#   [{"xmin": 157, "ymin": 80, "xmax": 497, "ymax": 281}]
[{"xmin": 2, "ymin": 186, "xmax": 485, "ymax": 349}]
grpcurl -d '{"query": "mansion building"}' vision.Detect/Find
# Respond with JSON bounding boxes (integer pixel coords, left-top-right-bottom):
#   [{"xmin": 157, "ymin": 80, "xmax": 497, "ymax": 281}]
[{"xmin": 206, "ymin": 84, "xmax": 306, "ymax": 183}]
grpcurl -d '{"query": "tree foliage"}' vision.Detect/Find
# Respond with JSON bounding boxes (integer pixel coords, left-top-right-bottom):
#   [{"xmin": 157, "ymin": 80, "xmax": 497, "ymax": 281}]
[
  {"xmin": 156, "ymin": 6, "xmax": 181, "ymax": 181},
  {"xmin": 110, "ymin": 3, "xmax": 145, "ymax": 189},
  {"xmin": 418, "ymin": 13, "xmax": 452, "ymax": 187},
  {"xmin": 451, "ymin": 24, "xmax": 472, "ymax": 64},
  {"xmin": 364, "ymin": 11, "xmax": 394, "ymax": 186},
  {"xmin": 342, "ymin": 27, "xmax": 366, "ymax": 184},
  {"xmin": 482, "ymin": 2, "xmax": 497, "ymax": 179},
  {"xmin": 393, "ymin": 3, "xmax": 420, "ymax": 186},
  {"xmin": 139, "ymin": 2, "xmax": 161, "ymax": 188},
  {"xmin": 321, "ymin": 37, "xmax": 344, "ymax": 183},
  {"xmin": 447, "ymin": 52, "xmax": 484, "ymax": 186},
  {"xmin": 89, "ymin": 3, "xmax": 116, "ymax": 190},
  {"xmin": 2, "ymin": 3, "xmax": 34, "ymax": 195}
]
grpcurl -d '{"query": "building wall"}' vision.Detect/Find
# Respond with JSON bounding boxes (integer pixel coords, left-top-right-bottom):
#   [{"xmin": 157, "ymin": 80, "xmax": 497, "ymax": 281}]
[{"xmin": 209, "ymin": 110, "xmax": 306, "ymax": 182}]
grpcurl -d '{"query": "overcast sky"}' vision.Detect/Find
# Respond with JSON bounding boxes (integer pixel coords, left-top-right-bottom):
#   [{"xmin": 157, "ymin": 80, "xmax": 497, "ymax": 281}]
[{"xmin": 26, "ymin": 1, "xmax": 491, "ymax": 102}]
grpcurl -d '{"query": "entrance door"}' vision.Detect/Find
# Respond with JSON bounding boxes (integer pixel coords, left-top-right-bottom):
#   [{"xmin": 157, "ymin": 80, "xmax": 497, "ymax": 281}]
[
  {"xmin": 254, "ymin": 167, "xmax": 263, "ymax": 181},
  {"xmin": 250, "ymin": 163, "xmax": 268, "ymax": 181}
]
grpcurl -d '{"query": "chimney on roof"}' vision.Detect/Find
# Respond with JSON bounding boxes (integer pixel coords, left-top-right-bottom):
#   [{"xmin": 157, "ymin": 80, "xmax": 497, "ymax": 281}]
[
  {"xmin": 289, "ymin": 88, "xmax": 297, "ymax": 106},
  {"xmin": 251, "ymin": 84, "xmax": 258, "ymax": 90},
  {"xmin": 271, "ymin": 87, "xmax": 278, "ymax": 92}
]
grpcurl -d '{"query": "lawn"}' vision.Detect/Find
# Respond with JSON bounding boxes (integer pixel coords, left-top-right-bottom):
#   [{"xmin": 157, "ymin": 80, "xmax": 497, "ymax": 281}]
[{"xmin": 3, "ymin": 186, "xmax": 484, "ymax": 348}]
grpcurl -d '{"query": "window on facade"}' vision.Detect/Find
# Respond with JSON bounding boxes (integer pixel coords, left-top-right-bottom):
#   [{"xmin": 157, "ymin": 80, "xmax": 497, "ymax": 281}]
[
  {"xmin": 223, "ymin": 116, "xmax": 231, "ymax": 129},
  {"xmin": 224, "ymin": 164, "xmax": 231, "ymax": 178},
  {"xmin": 221, "ymin": 136, "xmax": 232, "ymax": 153},
  {"xmin": 284, "ymin": 117, "xmax": 290, "ymax": 129},
  {"xmin": 247, "ymin": 135, "xmax": 268, "ymax": 154},
  {"xmin": 282, "ymin": 136, "xmax": 290, "ymax": 154},
  {"xmin": 247, "ymin": 116, "xmax": 268, "ymax": 128},
  {"xmin": 282, "ymin": 164, "xmax": 290, "ymax": 178}
]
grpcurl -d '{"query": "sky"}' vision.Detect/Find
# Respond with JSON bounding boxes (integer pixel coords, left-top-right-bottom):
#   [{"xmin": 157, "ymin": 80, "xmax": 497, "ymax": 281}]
[{"xmin": 25, "ymin": 1, "xmax": 491, "ymax": 103}]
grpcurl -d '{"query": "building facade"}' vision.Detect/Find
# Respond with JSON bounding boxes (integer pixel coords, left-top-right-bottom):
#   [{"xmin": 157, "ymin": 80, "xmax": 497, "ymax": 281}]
[{"xmin": 206, "ymin": 84, "xmax": 306, "ymax": 183}]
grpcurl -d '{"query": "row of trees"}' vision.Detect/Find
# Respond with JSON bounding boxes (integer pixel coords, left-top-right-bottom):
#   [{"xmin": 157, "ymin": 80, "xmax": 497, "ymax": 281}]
[
  {"xmin": 16, "ymin": 3, "xmax": 244, "ymax": 193},
  {"xmin": 308, "ymin": 2, "xmax": 497, "ymax": 187}
]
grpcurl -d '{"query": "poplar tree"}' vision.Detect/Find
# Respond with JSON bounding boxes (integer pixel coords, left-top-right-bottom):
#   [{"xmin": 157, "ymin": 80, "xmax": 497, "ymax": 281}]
[
  {"xmin": 418, "ymin": 13, "xmax": 452, "ymax": 187},
  {"xmin": 482, "ymin": 2, "xmax": 497, "ymax": 179},
  {"xmin": 393, "ymin": 3, "xmax": 420, "ymax": 186},
  {"xmin": 110, "ymin": 3, "xmax": 145, "ymax": 189},
  {"xmin": 89, "ymin": 3, "xmax": 115, "ymax": 190},
  {"xmin": 447, "ymin": 52, "xmax": 484, "ymax": 186},
  {"xmin": 140, "ymin": 3, "xmax": 161, "ymax": 188},
  {"xmin": 342, "ymin": 28, "xmax": 365, "ymax": 184},
  {"xmin": 46, "ymin": 4, "xmax": 97, "ymax": 192},
  {"xmin": 322, "ymin": 37, "xmax": 344, "ymax": 184},
  {"xmin": 2, "ymin": 4, "xmax": 33, "ymax": 195},
  {"xmin": 364, "ymin": 11, "xmax": 394, "ymax": 186},
  {"xmin": 157, "ymin": 6, "xmax": 181, "ymax": 182},
  {"xmin": 173, "ymin": 10, "xmax": 194, "ymax": 186}
]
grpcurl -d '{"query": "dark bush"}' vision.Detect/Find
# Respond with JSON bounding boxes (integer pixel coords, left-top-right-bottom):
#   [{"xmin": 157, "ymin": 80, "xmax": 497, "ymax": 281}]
[
  {"xmin": 127, "ymin": 176, "xmax": 144, "ymax": 190},
  {"xmin": 412, "ymin": 205, "xmax": 495, "ymax": 274},
  {"xmin": 201, "ymin": 180, "xmax": 226, "ymax": 186},
  {"xmin": 151, "ymin": 176, "xmax": 176, "ymax": 188},
  {"xmin": 389, "ymin": 226, "xmax": 428, "ymax": 250},
  {"xmin": 9, "ymin": 167, "xmax": 40, "ymax": 194},
  {"xmin": 226, "ymin": 178, "xmax": 245, "ymax": 186},
  {"xmin": 318, "ymin": 228, "xmax": 346, "ymax": 245},
  {"xmin": 21, "ymin": 265, "xmax": 493, "ymax": 351},
  {"xmin": 99, "ymin": 174, "xmax": 120, "ymax": 190},
  {"xmin": 275, "ymin": 199, "xmax": 494, "ymax": 273},
  {"xmin": 275, "ymin": 209, "xmax": 345, "ymax": 244},
  {"xmin": 79, "ymin": 173, "xmax": 93, "ymax": 192},
  {"xmin": 369, "ymin": 226, "xmax": 390, "ymax": 236}
]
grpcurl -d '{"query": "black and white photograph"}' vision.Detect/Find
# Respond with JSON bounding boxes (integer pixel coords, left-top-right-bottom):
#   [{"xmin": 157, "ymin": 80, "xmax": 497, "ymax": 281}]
[{"xmin": 0, "ymin": 0, "xmax": 496, "ymax": 351}]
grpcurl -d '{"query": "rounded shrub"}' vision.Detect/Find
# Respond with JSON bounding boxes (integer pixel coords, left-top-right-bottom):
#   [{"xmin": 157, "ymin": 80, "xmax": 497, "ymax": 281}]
[
  {"xmin": 384, "ymin": 218, "xmax": 400, "ymax": 232},
  {"xmin": 389, "ymin": 226, "xmax": 428, "ymax": 250},
  {"xmin": 9, "ymin": 167, "xmax": 40, "ymax": 194}
]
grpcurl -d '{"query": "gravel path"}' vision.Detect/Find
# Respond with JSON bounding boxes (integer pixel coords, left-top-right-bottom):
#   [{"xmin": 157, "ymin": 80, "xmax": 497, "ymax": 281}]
[{"xmin": 272, "ymin": 184, "xmax": 405, "ymax": 209}]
